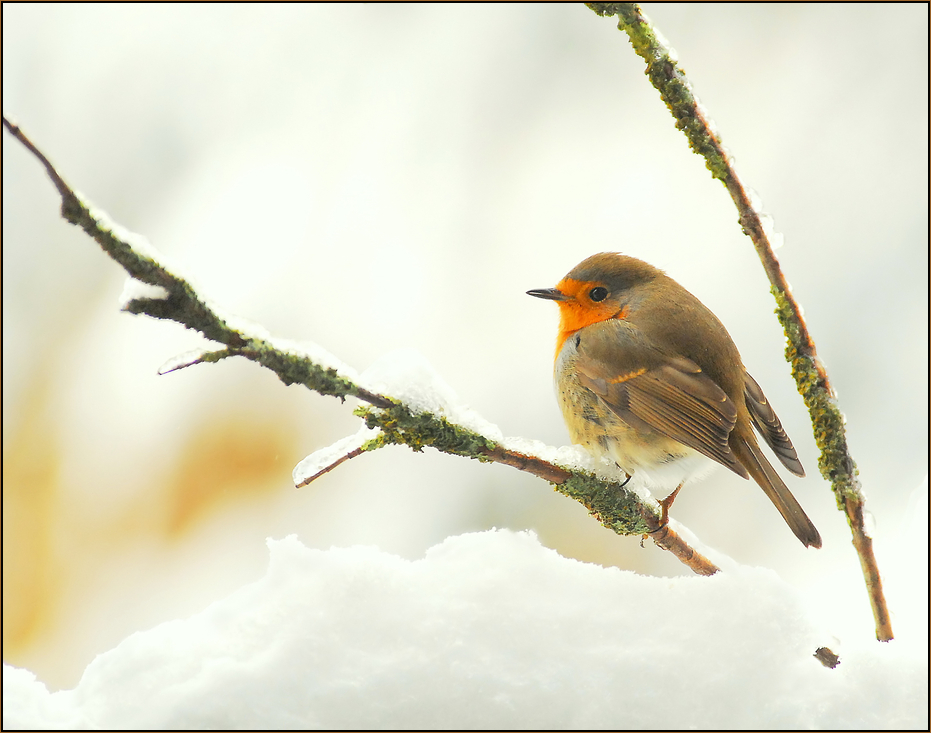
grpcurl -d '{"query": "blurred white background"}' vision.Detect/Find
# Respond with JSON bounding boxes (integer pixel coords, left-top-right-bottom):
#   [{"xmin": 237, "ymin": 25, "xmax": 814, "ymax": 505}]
[{"xmin": 3, "ymin": 4, "xmax": 927, "ymax": 689}]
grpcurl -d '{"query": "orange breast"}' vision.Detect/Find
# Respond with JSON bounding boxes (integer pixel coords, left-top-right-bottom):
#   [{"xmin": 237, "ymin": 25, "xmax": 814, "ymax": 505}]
[{"xmin": 553, "ymin": 277, "xmax": 628, "ymax": 360}]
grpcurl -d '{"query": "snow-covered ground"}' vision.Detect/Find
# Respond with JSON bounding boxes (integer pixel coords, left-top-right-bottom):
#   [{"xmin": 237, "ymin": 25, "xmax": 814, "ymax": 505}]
[{"xmin": 5, "ymin": 524, "xmax": 927, "ymax": 729}]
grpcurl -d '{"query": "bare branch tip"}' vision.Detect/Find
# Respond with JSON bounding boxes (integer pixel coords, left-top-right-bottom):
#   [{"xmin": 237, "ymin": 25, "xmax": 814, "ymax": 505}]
[{"xmin": 157, "ymin": 348, "xmax": 231, "ymax": 376}]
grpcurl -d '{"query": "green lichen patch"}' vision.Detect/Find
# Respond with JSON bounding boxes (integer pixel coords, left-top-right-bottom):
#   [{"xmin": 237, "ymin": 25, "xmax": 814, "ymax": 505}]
[
  {"xmin": 773, "ymin": 288, "xmax": 861, "ymax": 504},
  {"xmin": 559, "ymin": 472, "xmax": 655, "ymax": 536},
  {"xmin": 356, "ymin": 404, "xmax": 497, "ymax": 459}
]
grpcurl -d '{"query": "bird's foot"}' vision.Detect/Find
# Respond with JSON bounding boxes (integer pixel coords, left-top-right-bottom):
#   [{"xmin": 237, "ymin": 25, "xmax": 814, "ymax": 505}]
[{"xmin": 658, "ymin": 483, "xmax": 683, "ymax": 526}]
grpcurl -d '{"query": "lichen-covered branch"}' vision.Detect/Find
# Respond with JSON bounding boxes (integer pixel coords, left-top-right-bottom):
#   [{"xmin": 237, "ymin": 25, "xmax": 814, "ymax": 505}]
[
  {"xmin": 585, "ymin": 3, "xmax": 890, "ymax": 640},
  {"xmin": 356, "ymin": 402, "xmax": 716, "ymax": 575},
  {"xmin": 2, "ymin": 115, "xmax": 719, "ymax": 578}
]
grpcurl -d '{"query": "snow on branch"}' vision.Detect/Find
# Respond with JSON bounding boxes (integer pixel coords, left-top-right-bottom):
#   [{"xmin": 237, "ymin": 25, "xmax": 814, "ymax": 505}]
[
  {"xmin": 586, "ymin": 2, "xmax": 891, "ymax": 641},
  {"xmin": 2, "ymin": 115, "xmax": 719, "ymax": 578}
]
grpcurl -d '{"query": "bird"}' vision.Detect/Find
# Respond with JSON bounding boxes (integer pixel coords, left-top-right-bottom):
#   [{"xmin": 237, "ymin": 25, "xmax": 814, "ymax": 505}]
[{"xmin": 527, "ymin": 252, "xmax": 822, "ymax": 548}]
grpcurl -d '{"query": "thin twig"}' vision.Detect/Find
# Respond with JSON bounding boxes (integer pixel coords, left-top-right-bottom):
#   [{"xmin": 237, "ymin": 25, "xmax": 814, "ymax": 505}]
[
  {"xmin": 3, "ymin": 114, "xmax": 719, "ymax": 578},
  {"xmin": 296, "ymin": 446, "xmax": 368, "ymax": 488},
  {"xmin": 586, "ymin": 2, "xmax": 891, "ymax": 640}
]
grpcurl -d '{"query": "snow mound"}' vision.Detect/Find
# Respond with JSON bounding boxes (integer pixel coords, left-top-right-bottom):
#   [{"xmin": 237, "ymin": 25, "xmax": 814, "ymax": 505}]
[{"xmin": 4, "ymin": 530, "xmax": 925, "ymax": 729}]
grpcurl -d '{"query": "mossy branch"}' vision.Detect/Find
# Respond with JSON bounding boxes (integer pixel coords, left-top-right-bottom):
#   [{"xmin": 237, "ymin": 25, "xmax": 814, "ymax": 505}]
[
  {"xmin": 2, "ymin": 115, "xmax": 718, "ymax": 578},
  {"xmin": 586, "ymin": 2, "xmax": 890, "ymax": 641}
]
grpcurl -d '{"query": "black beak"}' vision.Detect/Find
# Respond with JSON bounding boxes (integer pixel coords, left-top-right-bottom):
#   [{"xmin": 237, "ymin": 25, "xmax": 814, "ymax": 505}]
[{"xmin": 526, "ymin": 288, "xmax": 568, "ymax": 301}]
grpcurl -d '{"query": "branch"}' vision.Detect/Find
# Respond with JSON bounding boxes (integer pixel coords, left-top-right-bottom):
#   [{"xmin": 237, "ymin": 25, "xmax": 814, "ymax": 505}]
[
  {"xmin": 586, "ymin": 3, "xmax": 891, "ymax": 641},
  {"xmin": 2, "ymin": 115, "xmax": 719, "ymax": 578}
]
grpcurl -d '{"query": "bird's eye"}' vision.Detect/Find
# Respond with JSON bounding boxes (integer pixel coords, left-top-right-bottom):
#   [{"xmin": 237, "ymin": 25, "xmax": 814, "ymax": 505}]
[{"xmin": 589, "ymin": 286, "xmax": 608, "ymax": 302}]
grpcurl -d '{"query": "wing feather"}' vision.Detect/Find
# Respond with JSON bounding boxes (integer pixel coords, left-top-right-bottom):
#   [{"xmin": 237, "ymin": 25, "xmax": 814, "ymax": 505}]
[{"xmin": 573, "ymin": 320, "xmax": 747, "ymax": 478}]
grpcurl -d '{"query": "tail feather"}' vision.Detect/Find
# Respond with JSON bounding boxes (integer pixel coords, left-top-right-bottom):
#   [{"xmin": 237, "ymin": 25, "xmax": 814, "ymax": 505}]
[{"xmin": 732, "ymin": 434, "xmax": 822, "ymax": 548}]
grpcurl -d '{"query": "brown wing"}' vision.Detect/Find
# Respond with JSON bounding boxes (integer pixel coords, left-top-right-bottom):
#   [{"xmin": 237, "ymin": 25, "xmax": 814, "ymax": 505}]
[
  {"xmin": 743, "ymin": 371, "xmax": 805, "ymax": 477},
  {"xmin": 572, "ymin": 319, "xmax": 748, "ymax": 479}
]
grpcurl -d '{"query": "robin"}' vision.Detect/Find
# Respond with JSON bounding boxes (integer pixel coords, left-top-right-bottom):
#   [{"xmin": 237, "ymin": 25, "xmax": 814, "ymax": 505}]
[{"xmin": 527, "ymin": 252, "xmax": 821, "ymax": 548}]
